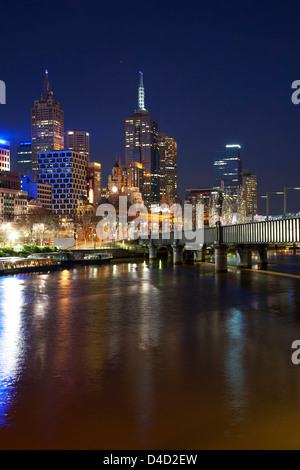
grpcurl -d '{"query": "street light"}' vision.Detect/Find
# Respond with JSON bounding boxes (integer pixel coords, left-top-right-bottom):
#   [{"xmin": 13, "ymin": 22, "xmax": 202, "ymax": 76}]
[{"xmin": 283, "ymin": 187, "xmax": 300, "ymax": 218}]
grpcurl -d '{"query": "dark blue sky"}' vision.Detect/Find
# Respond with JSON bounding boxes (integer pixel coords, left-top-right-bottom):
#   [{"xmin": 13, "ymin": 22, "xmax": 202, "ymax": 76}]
[{"xmin": 1, "ymin": 0, "xmax": 300, "ymax": 214}]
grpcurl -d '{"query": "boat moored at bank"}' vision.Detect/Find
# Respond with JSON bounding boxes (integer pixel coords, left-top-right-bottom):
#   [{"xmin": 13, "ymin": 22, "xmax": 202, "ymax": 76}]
[
  {"xmin": 0, "ymin": 257, "xmax": 61, "ymax": 276},
  {"xmin": 82, "ymin": 253, "xmax": 113, "ymax": 264}
]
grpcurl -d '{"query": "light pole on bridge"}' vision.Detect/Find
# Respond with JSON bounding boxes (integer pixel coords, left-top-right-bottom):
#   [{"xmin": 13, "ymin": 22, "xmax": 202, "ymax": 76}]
[
  {"xmin": 283, "ymin": 187, "xmax": 300, "ymax": 219},
  {"xmin": 266, "ymin": 191, "xmax": 284, "ymax": 221},
  {"xmin": 257, "ymin": 195, "xmax": 267, "ymax": 219}
]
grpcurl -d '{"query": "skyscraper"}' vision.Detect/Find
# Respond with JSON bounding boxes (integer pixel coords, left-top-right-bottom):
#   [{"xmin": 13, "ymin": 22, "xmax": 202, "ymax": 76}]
[
  {"xmin": 214, "ymin": 144, "xmax": 242, "ymax": 196},
  {"xmin": 0, "ymin": 139, "xmax": 10, "ymax": 171},
  {"xmin": 158, "ymin": 132, "xmax": 177, "ymax": 203},
  {"xmin": 125, "ymin": 72, "xmax": 159, "ymax": 205},
  {"xmin": 242, "ymin": 168, "xmax": 257, "ymax": 217},
  {"xmin": 31, "ymin": 70, "xmax": 64, "ymax": 175},
  {"xmin": 65, "ymin": 129, "xmax": 90, "ymax": 162},
  {"xmin": 17, "ymin": 141, "xmax": 32, "ymax": 175}
]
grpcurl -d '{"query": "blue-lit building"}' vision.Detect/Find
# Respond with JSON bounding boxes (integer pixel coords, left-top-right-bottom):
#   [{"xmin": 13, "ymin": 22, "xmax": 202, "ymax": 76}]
[
  {"xmin": 0, "ymin": 139, "xmax": 10, "ymax": 171},
  {"xmin": 37, "ymin": 150, "xmax": 87, "ymax": 216},
  {"xmin": 214, "ymin": 144, "xmax": 242, "ymax": 196},
  {"xmin": 17, "ymin": 141, "xmax": 32, "ymax": 176},
  {"xmin": 21, "ymin": 174, "xmax": 52, "ymax": 211}
]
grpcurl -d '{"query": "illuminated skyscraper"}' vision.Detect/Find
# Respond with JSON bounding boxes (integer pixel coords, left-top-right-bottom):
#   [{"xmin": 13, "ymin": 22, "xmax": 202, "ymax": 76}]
[
  {"xmin": 214, "ymin": 144, "xmax": 242, "ymax": 196},
  {"xmin": 158, "ymin": 132, "xmax": 177, "ymax": 203},
  {"xmin": 31, "ymin": 70, "xmax": 64, "ymax": 175},
  {"xmin": 125, "ymin": 72, "xmax": 160, "ymax": 205},
  {"xmin": 242, "ymin": 168, "xmax": 257, "ymax": 217},
  {"xmin": 65, "ymin": 129, "xmax": 90, "ymax": 162}
]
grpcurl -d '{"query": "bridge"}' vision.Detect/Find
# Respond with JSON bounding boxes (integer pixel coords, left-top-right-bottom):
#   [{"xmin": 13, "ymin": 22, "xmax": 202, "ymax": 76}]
[{"xmin": 140, "ymin": 216, "xmax": 300, "ymax": 271}]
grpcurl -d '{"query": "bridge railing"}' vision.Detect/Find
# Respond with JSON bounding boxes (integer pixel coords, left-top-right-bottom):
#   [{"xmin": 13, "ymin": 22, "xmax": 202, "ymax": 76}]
[{"xmin": 203, "ymin": 217, "xmax": 300, "ymax": 245}]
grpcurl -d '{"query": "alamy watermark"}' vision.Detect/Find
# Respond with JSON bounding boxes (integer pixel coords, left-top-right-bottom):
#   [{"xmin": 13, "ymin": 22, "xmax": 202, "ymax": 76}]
[
  {"xmin": 95, "ymin": 196, "xmax": 204, "ymax": 249},
  {"xmin": 0, "ymin": 80, "xmax": 6, "ymax": 104},
  {"xmin": 291, "ymin": 340, "xmax": 300, "ymax": 364}
]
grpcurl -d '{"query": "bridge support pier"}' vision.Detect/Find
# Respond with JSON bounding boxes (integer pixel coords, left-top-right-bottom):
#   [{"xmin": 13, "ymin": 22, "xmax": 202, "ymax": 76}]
[
  {"xmin": 172, "ymin": 242, "xmax": 184, "ymax": 264},
  {"xmin": 194, "ymin": 244, "xmax": 206, "ymax": 262},
  {"xmin": 257, "ymin": 244, "xmax": 268, "ymax": 268},
  {"xmin": 213, "ymin": 221, "xmax": 227, "ymax": 271},
  {"xmin": 214, "ymin": 244, "xmax": 228, "ymax": 272},
  {"xmin": 148, "ymin": 241, "xmax": 158, "ymax": 260},
  {"xmin": 237, "ymin": 245, "xmax": 252, "ymax": 268}
]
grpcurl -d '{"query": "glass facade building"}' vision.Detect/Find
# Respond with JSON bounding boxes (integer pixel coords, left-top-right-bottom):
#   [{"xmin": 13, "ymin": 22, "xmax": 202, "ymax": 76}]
[
  {"xmin": 17, "ymin": 141, "xmax": 32, "ymax": 176},
  {"xmin": 214, "ymin": 145, "xmax": 242, "ymax": 195}
]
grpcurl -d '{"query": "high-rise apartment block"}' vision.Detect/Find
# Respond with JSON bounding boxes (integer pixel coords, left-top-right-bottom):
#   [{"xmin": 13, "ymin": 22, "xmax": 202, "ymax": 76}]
[{"xmin": 31, "ymin": 71, "xmax": 64, "ymax": 175}]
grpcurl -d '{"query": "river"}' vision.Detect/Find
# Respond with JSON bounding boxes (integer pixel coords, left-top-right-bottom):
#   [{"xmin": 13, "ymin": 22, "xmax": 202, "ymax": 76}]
[{"xmin": 1, "ymin": 252, "xmax": 300, "ymax": 449}]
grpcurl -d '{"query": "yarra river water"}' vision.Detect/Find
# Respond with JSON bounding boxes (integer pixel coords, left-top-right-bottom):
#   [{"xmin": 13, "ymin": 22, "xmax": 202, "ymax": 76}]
[{"xmin": 1, "ymin": 251, "xmax": 300, "ymax": 450}]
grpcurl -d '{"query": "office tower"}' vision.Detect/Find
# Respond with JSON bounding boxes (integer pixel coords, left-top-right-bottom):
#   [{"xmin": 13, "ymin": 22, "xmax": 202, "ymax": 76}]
[
  {"xmin": 21, "ymin": 174, "xmax": 52, "ymax": 211},
  {"xmin": 214, "ymin": 144, "xmax": 242, "ymax": 196},
  {"xmin": 31, "ymin": 70, "xmax": 64, "ymax": 175},
  {"xmin": 37, "ymin": 150, "xmax": 87, "ymax": 216},
  {"xmin": 125, "ymin": 72, "xmax": 159, "ymax": 205},
  {"xmin": 0, "ymin": 139, "xmax": 10, "ymax": 171},
  {"xmin": 123, "ymin": 161, "xmax": 144, "ymax": 193},
  {"xmin": 65, "ymin": 129, "xmax": 90, "ymax": 162},
  {"xmin": 17, "ymin": 141, "xmax": 32, "ymax": 175},
  {"xmin": 158, "ymin": 132, "xmax": 177, "ymax": 203},
  {"xmin": 242, "ymin": 168, "xmax": 257, "ymax": 217},
  {"xmin": 87, "ymin": 162, "xmax": 102, "ymax": 205}
]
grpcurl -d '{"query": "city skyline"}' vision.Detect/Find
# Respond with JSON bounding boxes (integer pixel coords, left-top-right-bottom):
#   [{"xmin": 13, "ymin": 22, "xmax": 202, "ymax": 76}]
[
  {"xmin": 2, "ymin": 0, "xmax": 300, "ymax": 454},
  {"xmin": 2, "ymin": 0, "xmax": 300, "ymax": 215}
]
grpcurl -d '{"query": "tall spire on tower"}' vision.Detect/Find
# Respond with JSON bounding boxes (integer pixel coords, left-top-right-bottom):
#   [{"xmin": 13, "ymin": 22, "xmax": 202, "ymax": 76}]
[
  {"xmin": 42, "ymin": 69, "xmax": 53, "ymax": 100},
  {"xmin": 138, "ymin": 71, "xmax": 146, "ymax": 111}
]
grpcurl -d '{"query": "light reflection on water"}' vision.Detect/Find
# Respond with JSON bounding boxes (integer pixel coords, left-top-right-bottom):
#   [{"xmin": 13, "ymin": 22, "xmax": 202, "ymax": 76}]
[
  {"xmin": 0, "ymin": 278, "xmax": 25, "ymax": 427},
  {"xmin": 0, "ymin": 256, "xmax": 300, "ymax": 448}
]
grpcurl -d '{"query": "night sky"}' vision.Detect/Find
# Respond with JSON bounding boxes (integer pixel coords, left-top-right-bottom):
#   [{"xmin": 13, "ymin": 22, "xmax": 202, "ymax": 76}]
[{"xmin": 1, "ymin": 0, "xmax": 300, "ymax": 214}]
